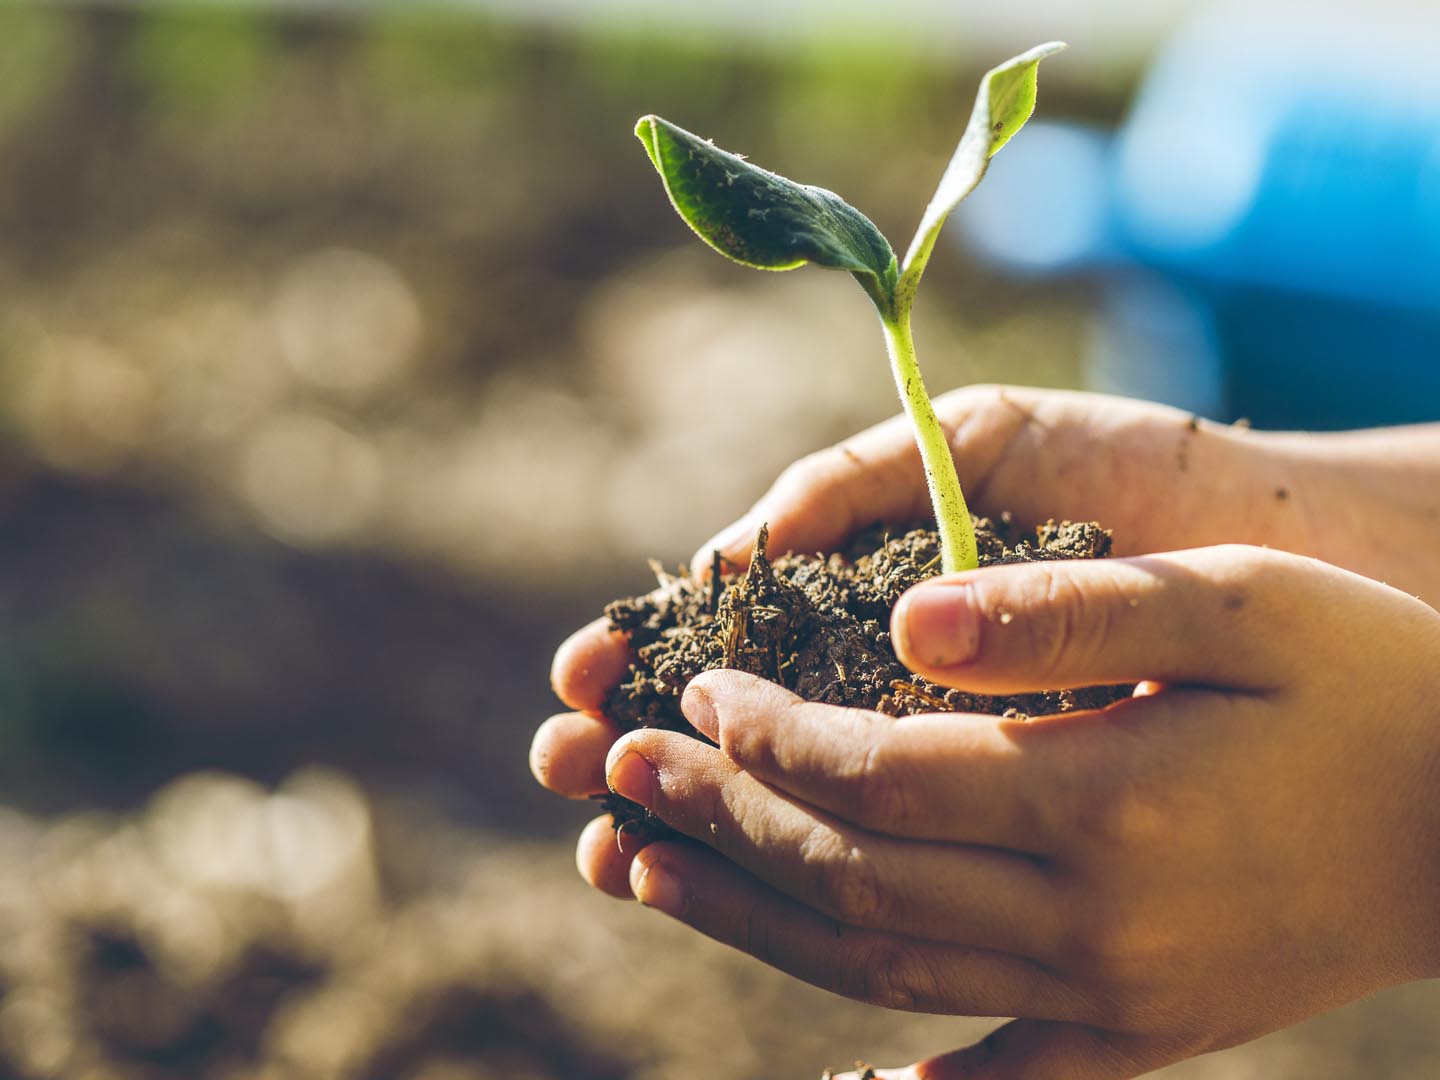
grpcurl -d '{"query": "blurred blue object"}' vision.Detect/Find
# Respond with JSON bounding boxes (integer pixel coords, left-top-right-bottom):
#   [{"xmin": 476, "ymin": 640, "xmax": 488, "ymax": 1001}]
[{"xmin": 956, "ymin": 1, "xmax": 1440, "ymax": 429}]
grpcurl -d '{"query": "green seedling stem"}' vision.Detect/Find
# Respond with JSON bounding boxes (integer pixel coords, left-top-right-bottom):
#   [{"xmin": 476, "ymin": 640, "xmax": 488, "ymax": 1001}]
[
  {"xmin": 880, "ymin": 308, "xmax": 977, "ymax": 573},
  {"xmin": 635, "ymin": 42, "xmax": 1065, "ymax": 574}
]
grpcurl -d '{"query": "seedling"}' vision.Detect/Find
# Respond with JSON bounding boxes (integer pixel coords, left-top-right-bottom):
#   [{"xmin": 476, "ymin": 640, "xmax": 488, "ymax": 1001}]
[{"xmin": 636, "ymin": 42, "xmax": 1064, "ymax": 573}]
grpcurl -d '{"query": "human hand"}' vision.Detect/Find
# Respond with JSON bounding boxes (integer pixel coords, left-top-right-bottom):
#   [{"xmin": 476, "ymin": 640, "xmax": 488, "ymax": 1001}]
[
  {"xmin": 602, "ymin": 545, "xmax": 1440, "ymax": 1078},
  {"xmin": 532, "ymin": 382, "xmax": 1364, "ymax": 894},
  {"xmin": 682, "ymin": 383, "xmax": 1321, "ymax": 579},
  {"xmin": 671, "ymin": 383, "xmax": 1440, "ymax": 608}
]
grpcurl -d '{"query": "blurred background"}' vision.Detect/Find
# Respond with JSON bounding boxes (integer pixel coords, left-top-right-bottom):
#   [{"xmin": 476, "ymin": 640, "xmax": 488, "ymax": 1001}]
[{"xmin": 0, "ymin": 0, "xmax": 1436, "ymax": 1077}]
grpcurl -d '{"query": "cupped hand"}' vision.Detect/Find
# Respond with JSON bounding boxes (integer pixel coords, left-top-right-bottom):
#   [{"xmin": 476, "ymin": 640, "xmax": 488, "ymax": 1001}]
[
  {"xmin": 606, "ymin": 546, "xmax": 1440, "ymax": 1078},
  {"xmin": 533, "ymin": 383, "xmax": 1337, "ymax": 891},
  {"xmin": 682, "ymin": 383, "xmax": 1324, "ymax": 576}
]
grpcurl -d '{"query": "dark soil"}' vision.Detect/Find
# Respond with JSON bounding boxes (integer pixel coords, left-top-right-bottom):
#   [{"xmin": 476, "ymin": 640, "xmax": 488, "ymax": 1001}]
[{"xmin": 602, "ymin": 515, "xmax": 1133, "ymax": 832}]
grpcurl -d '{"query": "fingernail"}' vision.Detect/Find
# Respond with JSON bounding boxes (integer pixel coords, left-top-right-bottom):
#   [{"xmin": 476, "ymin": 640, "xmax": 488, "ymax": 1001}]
[
  {"xmin": 633, "ymin": 857, "xmax": 686, "ymax": 916},
  {"xmin": 608, "ymin": 750, "xmax": 658, "ymax": 806},
  {"xmin": 894, "ymin": 583, "xmax": 981, "ymax": 669},
  {"xmin": 682, "ymin": 682, "xmax": 719, "ymax": 741}
]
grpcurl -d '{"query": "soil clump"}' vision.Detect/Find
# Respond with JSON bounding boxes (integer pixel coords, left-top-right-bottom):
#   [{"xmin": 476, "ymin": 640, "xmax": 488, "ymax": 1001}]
[{"xmin": 602, "ymin": 515, "xmax": 1132, "ymax": 831}]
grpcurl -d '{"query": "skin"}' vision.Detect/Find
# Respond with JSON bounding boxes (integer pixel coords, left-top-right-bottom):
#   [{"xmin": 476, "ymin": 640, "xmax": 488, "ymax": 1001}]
[{"xmin": 531, "ymin": 385, "xmax": 1440, "ymax": 1079}]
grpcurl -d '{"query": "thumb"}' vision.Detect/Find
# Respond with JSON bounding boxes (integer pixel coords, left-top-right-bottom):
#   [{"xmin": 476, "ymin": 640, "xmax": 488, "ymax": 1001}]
[
  {"xmin": 891, "ymin": 545, "xmax": 1308, "ymax": 694},
  {"xmin": 906, "ymin": 1020, "xmax": 1170, "ymax": 1080},
  {"xmin": 688, "ymin": 431, "xmax": 928, "ymax": 580},
  {"xmin": 686, "ymin": 384, "xmax": 1056, "ymax": 579}
]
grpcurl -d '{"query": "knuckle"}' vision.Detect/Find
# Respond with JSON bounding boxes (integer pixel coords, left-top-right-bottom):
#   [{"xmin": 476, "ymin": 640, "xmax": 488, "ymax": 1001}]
[
  {"xmin": 855, "ymin": 940, "xmax": 934, "ymax": 1011},
  {"xmin": 718, "ymin": 710, "xmax": 769, "ymax": 771},
  {"xmin": 1094, "ymin": 783, "xmax": 1163, "ymax": 852},
  {"xmin": 774, "ymin": 449, "xmax": 840, "ymax": 502},
  {"xmin": 1040, "ymin": 575, "xmax": 1085, "ymax": 676},
  {"xmin": 851, "ymin": 738, "xmax": 917, "ymax": 831},
  {"xmin": 1203, "ymin": 545, "xmax": 1321, "ymax": 673},
  {"xmin": 700, "ymin": 774, "xmax": 749, "ymax": 854},
  {"xmin": 1074, "ymin": 777, "xmax": 1167, "ymax": 851},
  {"xmin": 1061, "ymin": 891, "xmax": 1175, "ymax": 1004},
  {"xmin": 804, "ymin": 829, "xmax": 888, "ymax": 927},
  {"xmin": 1012, "ymin": 568, "xmax": 1094, "ymax": 678},
  {"xmin": 1007, "ymin": 562, "xmax": 1156, "ymax": 680},
  {"xmin": 1066, "ymin": 905, "xmax": 1154, "ymax": 978},
  {"xmin": 1211, "ymin": 543, "xmax": 1293, "ymax": 603}
]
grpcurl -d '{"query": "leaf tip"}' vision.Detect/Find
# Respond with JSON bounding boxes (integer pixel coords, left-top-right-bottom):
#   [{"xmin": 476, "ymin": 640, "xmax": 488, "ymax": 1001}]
[
  {"xmin": 995, "ymin": 41, "xmax": 1067, "ymax": 71},
  {"xmin": 634, "ymin": 114, "xmax": 662, "ymax": 169},
  {"xmin": 982, "ymin": 40, "xmax": 1068, "ymax": 159}
]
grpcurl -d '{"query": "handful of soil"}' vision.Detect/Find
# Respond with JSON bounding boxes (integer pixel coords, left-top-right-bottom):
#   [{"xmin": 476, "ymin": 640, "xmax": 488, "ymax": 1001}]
[{"xmin": 601, "ymin": 515, "xmax": 1132, "ymax": 832}]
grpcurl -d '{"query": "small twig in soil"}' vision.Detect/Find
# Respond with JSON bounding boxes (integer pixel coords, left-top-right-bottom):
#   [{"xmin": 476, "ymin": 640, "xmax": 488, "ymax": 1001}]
[
  {"xmin": 708, "ymin": 548, "xmax": 723, "ymax": 615},
  {"xmin": 725, "ymin": 605, "xmax": 747, "ymax": 667},
  {"xmin": 888, "ymin": 679, "xmax": 953, "ymax": 711},
  {"xmin": 722, "ymin": 527, "xmax": 768, "ymax": 665},
  {"xmin": 776, "ymin": 649, "xmax": 796, "ymax": 690}
]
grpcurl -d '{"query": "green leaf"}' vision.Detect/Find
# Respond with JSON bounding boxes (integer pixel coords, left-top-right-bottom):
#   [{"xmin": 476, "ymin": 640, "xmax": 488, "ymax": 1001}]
[
  {"xmin": 635, "ymin": 115, "xmax": 895, "ymax": 282},
  {"xmin": 898, "ymin": 41, "xmax": 1066, "ymax": 302}
]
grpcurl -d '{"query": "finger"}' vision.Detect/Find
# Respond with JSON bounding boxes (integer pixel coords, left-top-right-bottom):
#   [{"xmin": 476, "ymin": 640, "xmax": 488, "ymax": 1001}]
[
  {"xmin": 904, "ymin": 1020, "xmax": 1171, "ymax": 1080},
  {"xmin": 687, "ymin": 385, "xmax": 1097, "ymax": 578},
  {"xmin": 688, "ymin": 411, "xmax": 931, "ymax": 577},
  {"xmin": 938, "ymin": 387, "xmax": 1250, "ymax": 558},
  {"xmin": 551, "ymin": 617, "xmax": 634, "ymax": 713},
  {"xmin": 892, "ymin": 546, "xmax": 1306, "ymax": 694},
  {"xmin": 606, "ymin": 727, "xmax": 1064, "ymax": 957},
  {"xmin": 629, "ymin": 841, "xmax": 1088, "ymax": 1022},
  {"xmin": 530, "ymin": 711, "xmax": 620, "ymax": 797},
  {"xmin": 576, "ymin": 814, "xmax": 644, "ymax": 900},
  {"xmin": 683, "ymin": 669, "xmax": 1070, "ymax": 851}
]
